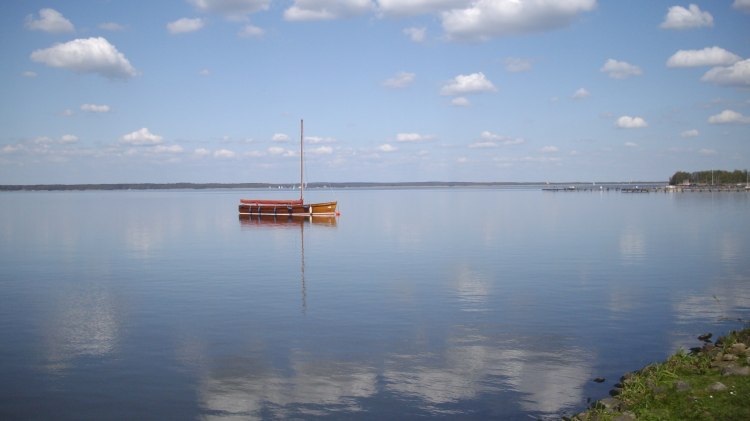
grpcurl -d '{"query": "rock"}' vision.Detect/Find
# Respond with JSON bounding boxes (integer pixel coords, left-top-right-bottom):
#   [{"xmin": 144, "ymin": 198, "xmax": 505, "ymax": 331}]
[
  {"xmin": 595, "ymin": 397, "xmax": 623, "ymax": 412},
  {"xmin": 593, "ymin": 377, "xmax": 605, "ymax": 383},
  {"xmin": 675, "ymin": 380, "xmax": 691, "ymax": 392},
  {"xmin": 708, "ymin": 382, "xmax": 727, "ymax": 392},
  {"xmin": 730, "ymin": 342, "xmax": 747, "ymax": 355},
  {"xmin": 612, "ymin": 412, "xmax": 637, "ymax": 421},
  {"xmin": 698, "ymin": 333, "xmax": 712, "ymax": 341},
  {"xmin": 722, "ymin": 353, "xmax": 738, "ymax": 361},
  {"xmin": 722, "ymin": 365, "xmax": 750, "ymax": 376},
  {"xmin": 609, "ymin": 387, "xmax": 622, "ymax": 396}
]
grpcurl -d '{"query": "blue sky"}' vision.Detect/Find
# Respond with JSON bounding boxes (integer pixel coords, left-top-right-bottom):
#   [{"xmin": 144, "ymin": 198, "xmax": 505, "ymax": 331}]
[{"xmin": 1, "ymin": 0, "xmax": 749, "ymax": 184}]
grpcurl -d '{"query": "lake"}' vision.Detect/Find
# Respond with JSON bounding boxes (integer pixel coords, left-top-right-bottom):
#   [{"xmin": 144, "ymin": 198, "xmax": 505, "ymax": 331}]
[{"xmin": 1, "ymin": 187, "xmax": 749, "ymax": 420}]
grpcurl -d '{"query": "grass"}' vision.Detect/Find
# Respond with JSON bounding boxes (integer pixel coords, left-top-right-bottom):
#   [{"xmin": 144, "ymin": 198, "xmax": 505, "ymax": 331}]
[{"xmin": 570, "ymin": 328, "xmax": 750, "ymax": 421}]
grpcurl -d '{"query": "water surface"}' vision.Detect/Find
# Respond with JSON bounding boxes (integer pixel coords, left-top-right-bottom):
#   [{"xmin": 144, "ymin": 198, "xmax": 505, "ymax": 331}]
[{"xmin": 1, "ymin": 188, "xmax": 748, "ymax": 419}]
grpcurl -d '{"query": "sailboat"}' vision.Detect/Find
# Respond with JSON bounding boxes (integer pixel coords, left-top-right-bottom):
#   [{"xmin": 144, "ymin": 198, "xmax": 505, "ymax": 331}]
[{"xmin": 238, "ymin": 120, "xmax": 338, "ymax": 217}]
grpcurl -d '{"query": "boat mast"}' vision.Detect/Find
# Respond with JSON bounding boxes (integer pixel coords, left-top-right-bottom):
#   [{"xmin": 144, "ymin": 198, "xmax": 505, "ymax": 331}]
[{"xmin": 300, "ymin": 119, "xmax": 304, "ymax": 202}]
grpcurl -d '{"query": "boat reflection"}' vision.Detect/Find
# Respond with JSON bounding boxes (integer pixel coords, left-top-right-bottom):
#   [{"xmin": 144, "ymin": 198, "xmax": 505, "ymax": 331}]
[{"xmin": 238, "ymin": 214, "xmax": 338, "ymax": 228}]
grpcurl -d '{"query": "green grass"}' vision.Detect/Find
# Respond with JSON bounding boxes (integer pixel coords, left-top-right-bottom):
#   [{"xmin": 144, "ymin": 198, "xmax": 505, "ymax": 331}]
[{"xmin": 572, "ymin": 328, "xmax": 750, "ymax": 421}]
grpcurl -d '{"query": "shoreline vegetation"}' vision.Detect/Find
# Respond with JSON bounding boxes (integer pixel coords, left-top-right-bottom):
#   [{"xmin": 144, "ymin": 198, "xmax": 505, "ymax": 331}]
[
  {"xmin": 0, "ymin": 181, "xmax": 667, "ymax": 192},
  {"xmin": 567, "ymin": 328, "xmax": 750, "ymax": 421}
]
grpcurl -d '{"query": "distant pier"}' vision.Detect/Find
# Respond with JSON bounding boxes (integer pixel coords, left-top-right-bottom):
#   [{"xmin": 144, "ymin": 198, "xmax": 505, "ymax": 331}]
[{"xmin": 542, "ymin": 185, "xmax": 750, "ymax": 193}]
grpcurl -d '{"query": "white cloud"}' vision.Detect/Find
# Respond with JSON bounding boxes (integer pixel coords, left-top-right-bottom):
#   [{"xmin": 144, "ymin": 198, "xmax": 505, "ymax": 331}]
[
  {"xmin": 62, "ymin": 109, "xmax": 75, "ymax": 117},
  {"xmin": 167, "ymin": 18, "xmax": 205, "ymax": 34},
  {"xmin": 701, "ymin": 59, "xmax": 750, "ymax": 87},
  {"xmin": 441, "ymin": 0, "xmax": 596, "ymax": 41},
  {"xmin": 30, "ymin": 37, "xmax": 137, "ymax": 80},
  {"xmin": 441, "ymin": 72, "xmax": 497, "ymax": 96},
  {"xmin": 403, "ymin": 27, "xmax": 426, "ymax": 43},
  {"xmin": 733, "ymin": 0, "xmax": 750, "ymax": 13},
  {"xmin": 624, "ymin": 142, "xmax": 639, "ymax": 148},
  {"xmin": 284, "ymin": 0, "xmax": 374, "ymax": 21},
  {"xmin": 268, "ymin": 146, "xmax": 295, "ymax": 156},
  {"xmin": 572, "ymin": 87, "xmax": 590, "ymax": 99},
  {"xmin": 666, "ymin": 47, "xmax": 741, "ymax": 68},
  {"xmin": 377, "ymin": 143, "xmax": 398, "ymax": 152},
  {"xmin": 310, "ymin": 146, "xmax": 333, "ymax": 155},
  {"xmin": 99, "ymin": 22, "xmax": 125, "ymax": 31},
  {"xmin": 378, "ymin": 0, "xmax": 466, "ymax": 16},
  {"xmin": 81, "ymin": 103, "xmax": 111, "ymax": 113},
  {"xmin": 504, "ymin": 57, "xmax": 532, "ymax": 73},
  {"xmin": 708, "ymin": 109, "xmax": 750, "ymax": 124},
  {"xmin": 190, "ymin": 0, "xmax": 270, "ymax": 19},
  {"xmin": 681, "ymin": 129, "xmax": 699, "ymax": 138},
  {"xmin": 601, "ymin": 59, "xmax": 642, "ymax": 79},
  {"xmin": 199, "ymin": 69, "xmax": 210, "ymax": 76},
  {"xmin": 452, "ymin": 97, "xmax": 470, "ymax": 107},
  {"xmin": 541, "ymin": 145, "xmax": 559, "ymax": 153},
  {"xmin": 469, "ymin": 141, "xmax": 497, "ymax": 148},
  {"xmin": 480, "ymin": 131, "xmax": 525, "ymax": 145},
  {"xmin": 699, "ymin": 148, "xmax": 717, "ymax": 155},
  {"xmin": 396, "ymin": 133, "xmax": 433, "ymax": 142},
  {"xmin": 61, "ymin": 134, "xmax": 78, "ymax": 144},
  {"xmin": 305, "ymin": 136, "xmax": 336, "ymax": 144},
  {"xmin": 272, "ymin": 133, "xmax": 290, "ymax": 142},
  {"xmin": 616, "ymin": 116, "xmax": 648, "ymax": 128},
  {"xmin": 154, "ymin": 145, "xmax": 184, "ymax": 154},
  {"xmin": 25, "ymin": 9, "xmax": 75, "ymax": 33},
  {"xmin": 121, "ymin": 128, "xmax": 163, "ymax": 145},
  {"xmin": 660, "ymin": 4, "xmax": 713, "ymax": 29},
  {"xmin": 194, "ymin": 148, "xmax": 211, "ymax": 157},
  {"xmin": 22, "ymin": 71, "xmax": 37, "ymax": 78},
  {"xmin": 214, "ymin": 148, "xmax": 237, "ymax": 158},
  {"xmin": 238, "ymin": 24, "xmax": 264, "ymax": 38},
  {"xmin": 383, "ymin": 72, "xmax": 415, "ymax": 88}
]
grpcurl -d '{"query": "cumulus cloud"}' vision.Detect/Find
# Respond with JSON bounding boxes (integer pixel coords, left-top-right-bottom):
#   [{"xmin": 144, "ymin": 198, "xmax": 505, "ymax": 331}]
[
  {"xmin": 504, "ymin": 57, "xmax": 532, "ymax": 73},
  {"xmin": 441, "ymin": 0, "xmax": 596, "ymax": 41},
  {"xmin": 30, "ymin": 37, "xmax": 137, "ymax": 80},
  {"xmin": 708, "ymin": 109, "xmax": 750, "ymax": 124},
  {"xmin": 61, "ymin": 134, "xmax": 78, "ymax": 144},
  {"xmin": 541, "ymin": 145, "xmax": 559, "ymax": 153},
  {"xmin": 441, "ymin": 72, "xmax": 497, "ymax": 96},
  {"xmin": 469, "ymin": 141, "xmax": 497, "ymax": 148},
  {"xmin": 167, "ymin": 18, "xmax": 205, "ymax": 34},
  {"xmin": 377, "ymin": 143, "xmax": 397, "ymax": 152},
  {"xmin": 382, "ymin": 71, "xmax": 415, "ymax": 88},
  {"xmin": 284, "ymin": 0, "xmax": 373, "ymax": 21},
  {"xmin": 81, "ymin": 103, "xmax": 111, "ymax": 113},
  {"xmin": 572, "ymin": 88, "xmax": 590, "ymax": 99},
  {"xmin": 396, "ymin": 133, "xmax": 433, "ymax": 142},
  {"xmin": 451, "ymin": 97, "xmax": 471, "ymax": 107},
  {"xmin": 624, "ymin": 142, "xmax": 639, "ymax": 148},
  {"xmin": 121, "ymin": 128, "xmax": 163, "ymax": 145},
  {"xmin": 616, "ymin": 116, "xmax": 648, "ymax": 128},
  {"xmin": 681, "ymin": 129, "xmax": 699, "ymax": 138},
  {"xmin": 25, "ymin": 8, "xmax": 75, "ymax": 33},
  {"xmin": 238, "ymin": 24, "xmax": 264, "ymax": 38},
  {"xmin": 701, "ymin": 59, "xmax": 750, "ymax": 87},
  {"xmin": 272, "ymin": 133, "xmax": 290, "ymax": 142},
  {"xmin": 601, "ymin": 59, "xmax": 642, "ymax": 79},
  {"xmin": 733, "ymin": 0, "xmax": 750, "ymax": 13},
  {"xmin": 194, "ymin": 148, "xmax": 211, "ymax": 157},
  {"xmin": 403, "ymin": 27, "xmax": 426, "ymax": 43},
  {"xmin": 190, "ymin": 0, "xmax": 270, "ymax": 19},
  {"xmin": 214, "ymin": 148, "xmax": 237, "ymax": 158},
  {"xmin": 154, "ymin": 145, "xmax": 184, "ymax": 154},
  {"xmin": 479, "ymin": 131, "xmax": 525, "ymax": 145},
  {"xmin": 305, "ymin": 136, "xmax": 336, "ymax": 144},
  {"xmin": 378, "ymin": 0, "xmax": 466, "ymax": 16},
  {"xmin": 660, "ymin": 4, "xmax": 713, "ymax": 29},
  {"xmin": 666, "ymin": 47, "xmax": 741, "ymax": 68}
]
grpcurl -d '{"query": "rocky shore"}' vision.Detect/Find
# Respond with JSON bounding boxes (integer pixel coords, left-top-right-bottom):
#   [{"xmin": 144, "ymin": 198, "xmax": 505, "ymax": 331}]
[{"xmin": 565, "ymin": 328, "xmax": 750, "ymax": 421}]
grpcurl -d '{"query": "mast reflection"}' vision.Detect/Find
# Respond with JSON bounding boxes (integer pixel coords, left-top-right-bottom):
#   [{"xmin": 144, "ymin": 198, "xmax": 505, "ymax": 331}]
[{"xmin": 238, "ymin": 214, "xmax": 337, "ymax": 313}]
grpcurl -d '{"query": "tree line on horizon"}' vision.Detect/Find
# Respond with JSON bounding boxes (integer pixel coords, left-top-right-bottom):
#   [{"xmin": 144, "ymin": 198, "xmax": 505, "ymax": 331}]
[{"xmin": 669, "ymin": 170, "xmax": 749, "ymax": 186}]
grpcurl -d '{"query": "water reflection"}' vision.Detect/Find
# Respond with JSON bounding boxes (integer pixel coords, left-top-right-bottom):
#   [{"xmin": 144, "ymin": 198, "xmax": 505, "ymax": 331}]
[{"xmin": 619, "ymin": 226, "xmax": 645, "ymax": 264}]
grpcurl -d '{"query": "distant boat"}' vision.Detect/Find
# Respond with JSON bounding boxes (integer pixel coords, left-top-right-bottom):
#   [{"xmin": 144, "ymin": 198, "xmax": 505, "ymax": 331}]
[{"xmin": 239, "ymin": 120, "xmax": 338, "ymax": 217}]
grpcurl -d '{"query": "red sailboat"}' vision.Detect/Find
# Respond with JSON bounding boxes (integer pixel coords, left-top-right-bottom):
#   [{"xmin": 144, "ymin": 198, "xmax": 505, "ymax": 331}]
[{"xmin": 238, "ymin": 120, "xmax": 338, "ymax": 217}]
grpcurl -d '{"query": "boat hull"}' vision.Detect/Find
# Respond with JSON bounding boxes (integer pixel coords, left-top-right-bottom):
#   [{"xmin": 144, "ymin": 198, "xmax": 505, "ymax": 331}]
[{"xmin": 238, "ymin": 201, "xmax": 337, "ymax": 216}]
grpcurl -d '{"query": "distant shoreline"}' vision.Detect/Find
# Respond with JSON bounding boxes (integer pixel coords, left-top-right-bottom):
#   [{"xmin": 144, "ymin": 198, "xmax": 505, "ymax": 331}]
[{"xmin": 0, "ymin": 181, "xmax": 665, "ymax": 192}]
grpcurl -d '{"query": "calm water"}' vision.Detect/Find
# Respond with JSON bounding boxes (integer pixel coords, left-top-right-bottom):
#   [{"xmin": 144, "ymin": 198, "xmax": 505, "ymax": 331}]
[{"xmin": 1, "ymin": 188, "xmax": 749, "ymax": 420}]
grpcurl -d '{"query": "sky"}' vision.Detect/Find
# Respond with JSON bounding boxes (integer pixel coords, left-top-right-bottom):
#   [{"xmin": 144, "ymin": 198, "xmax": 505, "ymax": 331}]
[{"xmin": 1, "ymin": 0, "xmax": 749, "ymax": 184}]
